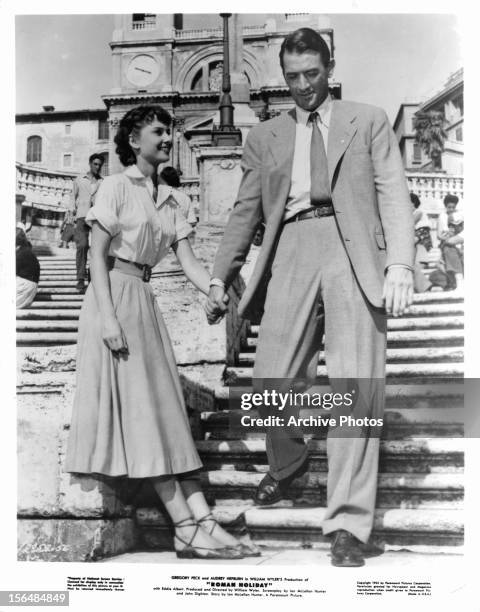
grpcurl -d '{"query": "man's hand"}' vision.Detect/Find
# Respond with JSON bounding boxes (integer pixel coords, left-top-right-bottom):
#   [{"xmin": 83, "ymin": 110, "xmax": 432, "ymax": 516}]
[
  {"xmin": 206, "ymin": 286, "xmax": 229, "ymax": 325},
  {"xmin": 382, "ymin": 267, "xmax": 414, "ymax": 317}
]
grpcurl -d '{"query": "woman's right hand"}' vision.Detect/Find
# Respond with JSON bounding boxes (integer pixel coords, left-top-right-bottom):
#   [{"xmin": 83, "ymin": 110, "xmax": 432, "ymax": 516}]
[{"xmin": 102, "ymin": 316, "xmax": 128, "ymax": 354}]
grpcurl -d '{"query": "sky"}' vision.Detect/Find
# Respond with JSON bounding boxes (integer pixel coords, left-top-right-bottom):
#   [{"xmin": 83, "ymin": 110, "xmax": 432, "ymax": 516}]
[{"xmin": 15, "ymin": 13, "xmax": 462, "ymax": 122}]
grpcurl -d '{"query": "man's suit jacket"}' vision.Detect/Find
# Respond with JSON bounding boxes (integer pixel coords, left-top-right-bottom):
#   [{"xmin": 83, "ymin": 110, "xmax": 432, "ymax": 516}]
[{"xmin": 213, "ymin": 100, "xmax": 415, "ymax": 319}]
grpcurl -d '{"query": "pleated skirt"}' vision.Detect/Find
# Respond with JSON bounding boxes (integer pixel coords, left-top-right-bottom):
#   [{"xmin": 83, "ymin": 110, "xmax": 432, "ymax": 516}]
[{"xmin": 65, "ymin": 269, "xmax": 202, "ymax": 478}]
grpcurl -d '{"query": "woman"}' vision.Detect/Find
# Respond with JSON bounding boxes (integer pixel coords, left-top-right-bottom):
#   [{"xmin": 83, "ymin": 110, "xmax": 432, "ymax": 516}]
[
  {"xmin": 66, "ymin": 105, "xmax": 256, "ymax": 559},
  {"xmin": 16, "ymin": 228, "xmax": 40, "ymax": 308},
  {"xmin": 410, "ymin": 193, "xmax": 432, "ymax": 293}
]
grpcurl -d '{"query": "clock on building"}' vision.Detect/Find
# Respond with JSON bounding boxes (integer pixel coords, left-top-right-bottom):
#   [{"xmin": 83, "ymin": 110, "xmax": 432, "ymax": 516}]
[{"xmin": 126, "ymin": 54, "xmax": 159, "ymax": 87}]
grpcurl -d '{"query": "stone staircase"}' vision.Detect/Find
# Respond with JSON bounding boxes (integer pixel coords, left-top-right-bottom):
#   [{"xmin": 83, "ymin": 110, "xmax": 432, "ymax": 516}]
[
  {"xmin": 17, "ymin": 254, "xmax": 465, "ymax": 558},
  {"xmin": 136, "ymin": 291, "xmax": 464, "ymax": 556}
]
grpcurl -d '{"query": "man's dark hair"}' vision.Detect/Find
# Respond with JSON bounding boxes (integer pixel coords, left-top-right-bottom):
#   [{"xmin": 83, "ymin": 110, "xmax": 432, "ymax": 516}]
[
  {"xmin": 114, "ymin": 105, "xmax": 172, "ymax": 167},
  {"xmin": 279, "ymin": 27, "xmax": 331, "ymax": 71},
  {"xmin": 410, "ymin": 193, "xmax": 421, "ymax": 209},
  {"xmin": 160, "ymin": 166, "xmax": 181, "ymax": 188},
  {"xmin": 443, "ymin": 194, "xmax": 459, "ymax": 207},
  {"xmin": 89, "ymin": 153, "xmax": 104, "ymax": 165},
  {"xmin": 16, "ymin": 227, "xmax": 31, "ymax": 248}
]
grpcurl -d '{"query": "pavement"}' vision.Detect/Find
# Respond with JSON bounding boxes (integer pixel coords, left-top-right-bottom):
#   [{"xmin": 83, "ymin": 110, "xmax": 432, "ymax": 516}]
[{"xmin": 103, "ymin": 548, "xmax": 462, "ymax": 568}]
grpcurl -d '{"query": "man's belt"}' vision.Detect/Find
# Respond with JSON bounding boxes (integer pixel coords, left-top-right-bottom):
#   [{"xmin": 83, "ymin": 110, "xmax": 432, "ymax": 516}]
[
  {"xmin": 115, "ymin": 257, "xmax": 152, "ymax": 282},
  {"xmin": 285, "ymin": 203, "xmax": 335, "ymax": 225}
]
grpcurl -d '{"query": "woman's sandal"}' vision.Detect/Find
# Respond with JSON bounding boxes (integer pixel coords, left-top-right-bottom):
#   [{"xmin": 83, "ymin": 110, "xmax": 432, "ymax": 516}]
[
  {"xmin": 197, "ymin": 512, "xmax": 261, "ymax": 557},
  {"xmin": 174, "ymin": 517, "xmax": 244, "ymax": 560}
]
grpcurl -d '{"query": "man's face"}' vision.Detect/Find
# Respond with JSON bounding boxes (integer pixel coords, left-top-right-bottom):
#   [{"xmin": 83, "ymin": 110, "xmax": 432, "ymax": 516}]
[
  {"xmin": 282, "ymin": 51, "xmax": 334, "ymax": 112},
  {"xmin": 89, "ymin": 158, "xmax": 103, "ymax": 177},
  {"xmin": 446, "ymin": 202, "xmax": 457, "ymax": 215}
]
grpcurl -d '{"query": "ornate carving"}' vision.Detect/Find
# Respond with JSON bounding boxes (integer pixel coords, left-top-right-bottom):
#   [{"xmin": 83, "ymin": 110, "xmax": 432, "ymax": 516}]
[{"xmin": 208, "ymin": 63, "xmax": 223, "ymax": 91}]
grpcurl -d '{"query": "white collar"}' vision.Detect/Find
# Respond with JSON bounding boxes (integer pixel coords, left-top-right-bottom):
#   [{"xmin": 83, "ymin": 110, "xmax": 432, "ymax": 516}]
[
  {"xmin": 124, "ymin": 164, "xmax": 151, "ymax": 181},
  {"xmin": 295, "ymin": 94, "xmax": 332, "ymax": 127}
]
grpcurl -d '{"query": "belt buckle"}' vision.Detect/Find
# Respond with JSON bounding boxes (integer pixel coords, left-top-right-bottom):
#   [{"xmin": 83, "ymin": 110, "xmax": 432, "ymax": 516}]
[
  {"xmin": 142, "ymin": 264, "xmax": 152, "ymax": 282},
  {"xmin": 314, "ymin": 207, "xmax": 323, "ymax": 218}
]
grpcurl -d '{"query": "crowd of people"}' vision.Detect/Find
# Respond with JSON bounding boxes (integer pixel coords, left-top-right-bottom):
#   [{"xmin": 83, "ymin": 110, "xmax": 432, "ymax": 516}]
[{"xmin": 410, "ymin": 192, "xmax": 464, "ymax": 293}]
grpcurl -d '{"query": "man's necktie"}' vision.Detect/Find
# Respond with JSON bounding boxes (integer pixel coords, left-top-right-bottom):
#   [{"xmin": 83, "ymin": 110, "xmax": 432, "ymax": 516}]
[{"xmin": 309, "ymin": 111, "xmax": 331, "ymax": 206}]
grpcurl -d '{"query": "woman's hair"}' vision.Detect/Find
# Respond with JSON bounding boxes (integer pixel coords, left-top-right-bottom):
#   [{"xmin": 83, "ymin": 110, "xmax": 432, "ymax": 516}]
[
  {"xmin": 16, "ymin": 227, "xmax": 31, "ymax": 248},
  {"xmin": 160, "ymin": 166, "xmax": 181, "ymax": 188},
  {"xmin": 410, "ymin": 192, "xmax": 421, "ymax": 209},
  {"xmin": 114, "ymin": 105, "xmax": 172, "ymax": 167}
]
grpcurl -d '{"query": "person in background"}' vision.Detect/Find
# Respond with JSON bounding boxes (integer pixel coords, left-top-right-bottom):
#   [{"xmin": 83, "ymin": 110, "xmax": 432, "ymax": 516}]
[
  {"xmin": 159, "ymin": 166, "xmax": 198, "ymax": 228},
  {"xmin": 437, "ymin": 194, "xmax": 464, "ymax": 291},
  {"xmin": 410, "ymin": 192, "xmax": 432, "ymax": 293},
  {"xmin": 59, "ymin": 209, "xmax": 75, "ymax": 248},
  {"xmin": 69, "ymin": 154, "xmax": 104, "ymax": 293},
  {"xmin": 16, "ymin": 227, "xmax": 40, "ymax": 309}
]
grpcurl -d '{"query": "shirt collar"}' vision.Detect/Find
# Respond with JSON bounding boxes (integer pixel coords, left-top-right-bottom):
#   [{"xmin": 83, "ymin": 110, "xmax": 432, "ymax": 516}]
[
  {"xmin": 124, "ymin": 164, "xmax": 148, "ymax": 180},
  {"xmin": 296, "ymin": 94, "xmax": 332, "ymax": 128}
]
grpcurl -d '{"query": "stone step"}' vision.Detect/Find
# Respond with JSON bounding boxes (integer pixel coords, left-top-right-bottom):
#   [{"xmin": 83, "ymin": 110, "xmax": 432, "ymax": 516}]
[
  {"xmin": 246, "ymin": 329, "xmax": 464, "ymax": 349},
  {"xmin": 27, "ymin": 300, "xmax": 82, "ymax": 308},
  {"xmin": 38, "ymin": 281, "xmax": 80, "ymax": 288},
  {"xmin": 249, "ymin": 316, "xmax": 464, "ymax": 335},
  {"xmin": 195, "ymin": 438, "xmax": 464, "ymax": 474},
  {"xmin": 16, "ymin": 309, "xmax": 80, "ymax": 320},
  {"xmin": 200, "ymin": 407, "xmax": 464, "ymax": 439},
  {"xmin": 199, "ymin": 471, "xmax": 463, "ymax": 509},
  {"xmin": 409, "ymin": 293, "xmax": 463, "ymax": 304},
  {"xmin": 136, "ymin": 506, "xmax": 464, "ymax": 548},
  {"xmin": 238, "ymin": 347, "xmax": 463, "ymax": 366},
  {"xmin": 224, "ymin": 364, "xmax": 464, "ymax": 386},
  {"xmin": 17, "ymin": 320, "xmax": 79, "ymax": 332},
  {"xmin": 32, "ymin": 293, "xmax": 84, "ymax": 301},
  {"xmin": 39, "ymin": 275, "xmax": 78, "ymax": 282},
  {"xmin": 36, "ymin": 287, "xmax": 85, "ymax": 295},
  {"xmin": 16, "ymin": 332, "xmax": 78, "ymax": 346}
]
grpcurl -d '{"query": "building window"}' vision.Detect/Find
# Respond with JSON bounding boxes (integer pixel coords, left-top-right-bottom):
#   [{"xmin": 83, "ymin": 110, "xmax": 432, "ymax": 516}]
[
  {"xmin": 132, "ymin": 14, "xmax": 156, "ymax": 30},
  {"xmin": 455, "ymin": 126, "xmax": 463, "ymax": 142},
  {"xmin": 100, "ymin": 152, "xmax": 109, "ymax": 177},
  {"xmin": 98, "ymin": 119, "xmax": 109, "ymax": 140},
  {"xmin": 26, "ymin": 135, "xmax": 42, "ymax": 163},
  {"xmin": 413, "ymin": 142, "xmax": 422, "ymax": 162},
  {"xmin": 65, "ymin": 124, "xmax": 71, "ymax": 135},
  {"xmin": 63, "ymin": 153, "xmax": 73, "ymax": 168}
]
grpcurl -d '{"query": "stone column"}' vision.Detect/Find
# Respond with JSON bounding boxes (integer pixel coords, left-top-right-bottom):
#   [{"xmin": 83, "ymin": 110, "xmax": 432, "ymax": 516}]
[{"xmin": 225, "ymin": 14, "xmax": 257, "ymax": 134}]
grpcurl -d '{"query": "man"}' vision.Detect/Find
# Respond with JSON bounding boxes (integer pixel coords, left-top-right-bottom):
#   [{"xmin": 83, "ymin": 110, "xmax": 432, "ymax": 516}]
[
  {"xmin": 70, "ymin": 154, "xmax": 104, "ymax": 292},
  {"xmin": 437, "ymin": 194, "xmax": 464, "ymax": 291},
  {"xmin": 207, "ymin": 28, "xmax": 414, "ymax": 567}
]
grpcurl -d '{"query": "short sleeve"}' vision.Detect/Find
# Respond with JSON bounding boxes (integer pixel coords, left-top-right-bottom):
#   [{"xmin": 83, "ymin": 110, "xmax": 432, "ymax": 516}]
[
  {"xmin": 173, "ymin": 204, "xmax": 193, "ymax": 244},
  {"xmin": 85, "ymin": 176, "xmax": 122, "ymax": 236}
]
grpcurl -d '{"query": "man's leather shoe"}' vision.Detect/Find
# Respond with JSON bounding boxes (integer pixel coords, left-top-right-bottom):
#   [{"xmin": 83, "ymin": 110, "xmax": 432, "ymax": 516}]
[
  {"xmin": 254, "ymin": 473, "xmax": 284, "ymax": 506},
  {"xmin": 330, "ymin": 530, "xmax": 365, "ymax": 567}
]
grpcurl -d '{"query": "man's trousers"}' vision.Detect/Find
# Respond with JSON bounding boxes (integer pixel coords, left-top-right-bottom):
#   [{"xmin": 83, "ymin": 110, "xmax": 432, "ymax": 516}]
[
  {"xmin": 253, "ymin": 215, "xmax": 387, "ymax": 543},
  {"xmin": 74, "ymin": 218, "xmax": 90, "ymax": 281}
]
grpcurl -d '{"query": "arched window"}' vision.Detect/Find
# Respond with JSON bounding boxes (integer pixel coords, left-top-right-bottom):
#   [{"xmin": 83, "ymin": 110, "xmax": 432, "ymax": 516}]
[
  {"xmin": 189, "ymin": 61, "xmax": 251, "ymax": 92},
  {"xmin": 26, "ymin": 135, "xmax": 42, "ymax": 163}
]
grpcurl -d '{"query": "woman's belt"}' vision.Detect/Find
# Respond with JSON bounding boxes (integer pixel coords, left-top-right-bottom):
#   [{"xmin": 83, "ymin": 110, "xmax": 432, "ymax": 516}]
[{"xmin": 111, "ymin": 257, "xmax": 152, "ymax": 282}]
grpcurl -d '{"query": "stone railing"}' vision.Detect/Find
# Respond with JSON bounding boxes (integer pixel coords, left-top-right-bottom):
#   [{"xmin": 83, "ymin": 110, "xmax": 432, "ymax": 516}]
[
  {"xmin": 131, "ymin": 21, "xmax": 157, "ymax": 31},
  {"xmin": 175, "ymin": 25, "xmax": 265, "ymax": 40},
  {"xmin": 406, "ymin": 172, "xmax": 463, "ymax": 207},
  {"xmin": 180, "ymin": 177, "xmax": 200, "ymax": 218},
  {"xmin": 16, "ymin": 162, "xmax": 75, "ymax": 212}
]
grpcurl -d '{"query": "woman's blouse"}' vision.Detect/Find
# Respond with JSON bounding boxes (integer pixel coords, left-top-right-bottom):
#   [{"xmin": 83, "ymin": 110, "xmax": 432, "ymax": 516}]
[
  {"xmin": 16, "ymin": 247, "xmax": 40, "ymax": 283},
  {"xmin": 85, "ymin": 165, "xmax": 193, "ymax": 267}
]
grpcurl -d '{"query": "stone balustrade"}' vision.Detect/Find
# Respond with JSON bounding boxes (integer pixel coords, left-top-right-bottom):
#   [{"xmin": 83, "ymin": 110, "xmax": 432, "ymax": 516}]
[
  {"xmin": 16, "ymin": 162, "xmax": 76, "ymax": 212},
  {"xmin": 179, "ymin": 177, "xmax": 200, "ymax": 218},
  {"xmin": 406, "ymin": 172, "xmax": 463, "ymax": 210},
  {"xmin": 174, "ymin": 25, "xmax": 265, "ymax": 40}
]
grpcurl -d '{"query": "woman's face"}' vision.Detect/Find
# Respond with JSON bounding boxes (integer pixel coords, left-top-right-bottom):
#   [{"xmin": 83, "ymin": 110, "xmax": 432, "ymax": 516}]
[{"xmin": 131, "ymin": 118, "xmax": 172, "ymax": 166}]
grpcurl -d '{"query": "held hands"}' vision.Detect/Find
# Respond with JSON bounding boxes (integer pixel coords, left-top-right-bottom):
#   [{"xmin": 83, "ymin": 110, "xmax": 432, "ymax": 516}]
[
  {"xmin": 102, "ymin": 315, "xmax": 128, "ymax": 354},
  {"xmin": 205, "ymin": 286, "xmax": 229, "ymax": 325},
  {"xmin": 383, "ymin": 267, "xmax": 414, "ymax": 317}
]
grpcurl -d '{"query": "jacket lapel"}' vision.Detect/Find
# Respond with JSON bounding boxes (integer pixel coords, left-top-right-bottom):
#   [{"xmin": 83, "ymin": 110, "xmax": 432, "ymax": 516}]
[
  {"xmin": 266, "ymin": 108, "xmax": 296, "ymax": 168},
  {"xmin": 327, "ymin": 101, "xmax": 357, "ymax": 185}
]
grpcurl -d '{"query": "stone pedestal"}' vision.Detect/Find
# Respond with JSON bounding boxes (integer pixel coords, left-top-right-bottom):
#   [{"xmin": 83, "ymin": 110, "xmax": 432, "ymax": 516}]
[{"xmin": 196, "ymin": 146, "xmax": 243, "ymax": 224}]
